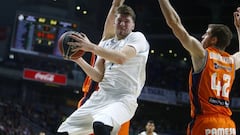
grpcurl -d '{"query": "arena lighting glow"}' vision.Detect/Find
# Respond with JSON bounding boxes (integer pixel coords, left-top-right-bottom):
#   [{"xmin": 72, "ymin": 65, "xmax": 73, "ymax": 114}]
[
  {"xmin": 150, "ymin": 49, "xmax": 155, "ymax": 54},
  {"xmin": 76, "ymin": 6, "xmax": 81, "ymax": 11},
  {"xmin": 82, "ymin": 10, "xmax": 87, "ymax": 15}
]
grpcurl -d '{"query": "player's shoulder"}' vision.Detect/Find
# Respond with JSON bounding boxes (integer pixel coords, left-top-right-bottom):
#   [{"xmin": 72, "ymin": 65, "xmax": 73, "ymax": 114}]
[
  {"xmin": 131, "ymin": 31, "xmax": 146, "ymax": 37},
  {"xmin": 127, "ymin": 31, "xmax": 147, "ymax": 41}
]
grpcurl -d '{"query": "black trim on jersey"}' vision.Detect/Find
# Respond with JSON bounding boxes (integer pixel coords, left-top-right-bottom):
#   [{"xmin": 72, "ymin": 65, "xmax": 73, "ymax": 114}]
[
  {"xmin": 191, "ymin": 50, "xmax": 208, "ymax": 116},
  {"xmin": 208, "ymin": 97, "xmax": 230, "ymax": 108},
  {"xmin": 191, "ymin": 71, "xmax": 203, "ymax": 115}
]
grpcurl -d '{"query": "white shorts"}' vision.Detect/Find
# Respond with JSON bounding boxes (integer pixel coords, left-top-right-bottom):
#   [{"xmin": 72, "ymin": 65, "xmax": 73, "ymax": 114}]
[{"xmin": 57, "ymin": 90, "xmax": 138, "ymax": 135}]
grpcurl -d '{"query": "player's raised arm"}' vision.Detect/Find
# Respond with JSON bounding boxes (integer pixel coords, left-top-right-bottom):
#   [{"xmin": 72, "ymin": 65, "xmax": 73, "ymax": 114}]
[
  {"xmin": 158, "ymin": 0, "xmax": 205, "ymax": 58},
  {"xmin": 232, "ymin": 7, "xmax": 240, "ymax": 70},
  {"xmin": 101, "ymin": 0, "xmax": 124, "ymax": 41}
]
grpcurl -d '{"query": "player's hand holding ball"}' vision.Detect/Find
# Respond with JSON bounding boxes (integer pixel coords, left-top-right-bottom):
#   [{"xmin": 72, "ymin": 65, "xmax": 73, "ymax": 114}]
[{"xmin": 58, "ymin": 31, "xmax": 85, "ymax": 60}]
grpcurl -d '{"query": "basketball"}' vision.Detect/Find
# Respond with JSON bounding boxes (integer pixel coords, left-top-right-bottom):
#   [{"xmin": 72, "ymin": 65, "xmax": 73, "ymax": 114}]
[{"xmin": 58, "ymin": 31, "xmax": 85, "ymax": 60}]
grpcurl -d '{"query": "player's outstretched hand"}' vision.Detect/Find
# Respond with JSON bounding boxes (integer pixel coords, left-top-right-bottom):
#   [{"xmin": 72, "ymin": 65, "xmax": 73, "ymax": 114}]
[{"xmin": 234, "ymin": 7, "xmax": 240, "ymax": 29}]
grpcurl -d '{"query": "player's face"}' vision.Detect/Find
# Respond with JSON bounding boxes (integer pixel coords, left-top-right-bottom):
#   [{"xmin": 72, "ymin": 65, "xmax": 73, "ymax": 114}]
[
  {"xmin": 114, "ymin": 14, "xmax": 135, "ymax": 39},
  {"xmin": 201, "ymin": 28, "xmax": 214, "ymax": 49}
]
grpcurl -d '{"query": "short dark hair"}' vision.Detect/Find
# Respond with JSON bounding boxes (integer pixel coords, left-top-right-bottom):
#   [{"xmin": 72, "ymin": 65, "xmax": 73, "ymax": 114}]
[
  {"xmin": 116, "ymin": 5, "xmax": 136, "ymax": 22},
  {"xmin": 208, "ymin": 24, "xmax": 233, "ymax": 50},
  {"xmin": 147, "ymin": 120, "xmax": 155, "ymax": 124}
]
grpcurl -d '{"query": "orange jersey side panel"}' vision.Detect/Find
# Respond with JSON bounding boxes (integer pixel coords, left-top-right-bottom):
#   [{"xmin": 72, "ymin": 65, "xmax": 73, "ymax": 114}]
[{"xmin": 189, "ymin": 47, "xmax": 235, "ymax": 118}]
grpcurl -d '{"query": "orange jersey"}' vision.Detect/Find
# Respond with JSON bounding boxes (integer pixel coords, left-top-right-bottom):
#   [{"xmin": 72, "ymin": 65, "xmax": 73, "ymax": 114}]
[{"xmin": 189, "ymin": 47, "xmax": 235, "ymax": 118}]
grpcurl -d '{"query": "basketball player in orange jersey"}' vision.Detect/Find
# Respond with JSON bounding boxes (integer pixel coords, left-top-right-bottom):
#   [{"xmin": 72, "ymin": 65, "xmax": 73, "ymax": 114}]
[
  {"xmin": 75, "ymin": 0, "xmax": 130, "ymax": 134},
  {"xmin": 158, "ymin": 0, "xmax": 240, "ymax": 135}
]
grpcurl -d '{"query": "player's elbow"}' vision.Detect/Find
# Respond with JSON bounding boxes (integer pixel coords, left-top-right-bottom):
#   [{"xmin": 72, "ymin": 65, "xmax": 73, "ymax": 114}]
[
  {"xmin": 115, "ymin": 55, "xmax": 129, "ymax": 64},
  {"xmin": 166, "ymin": 20, "xmax": 178, "ymax": 30},
  {"xmin": 92, "ymin": 74, "xmax": 104, "ymax": 82},
  {"xmin": 166, "ymin": 17, "xmax": 182, "ymax": 29},
  {"xmin": 166, "ymin": 19, "xmax": 175, "ymax": 27},
  {"xmin": 115, "ymin": 57, "xmax": 127, "ymax": 64}
]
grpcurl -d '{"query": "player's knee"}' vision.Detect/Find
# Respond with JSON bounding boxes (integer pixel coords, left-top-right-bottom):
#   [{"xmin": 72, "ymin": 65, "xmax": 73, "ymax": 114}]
[{"xmin": 93, "ymin": 121, "xmax": 113, "ymax": 135}]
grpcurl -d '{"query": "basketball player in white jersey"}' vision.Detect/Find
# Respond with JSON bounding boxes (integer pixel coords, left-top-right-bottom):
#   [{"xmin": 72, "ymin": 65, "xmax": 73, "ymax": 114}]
[{"xmin": 57, "ymin": 0, "xmax": 150, "ymax": 135}]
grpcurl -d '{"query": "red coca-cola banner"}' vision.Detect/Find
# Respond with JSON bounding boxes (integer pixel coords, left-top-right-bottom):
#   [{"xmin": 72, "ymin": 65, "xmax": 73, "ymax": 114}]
[{"xmin": 23, "ymin": 68, "xmax": 67, "ymax": 85}]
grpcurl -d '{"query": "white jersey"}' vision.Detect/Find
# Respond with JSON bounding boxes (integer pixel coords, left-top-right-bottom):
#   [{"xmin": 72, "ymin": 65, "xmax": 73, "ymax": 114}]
[
  {"xmin": 57, "ymin": 32, "xmax": 149, "ymax": 135},
  {"xmin": 139, "ymin": 131, "xmax": 158, "ymax": 135},
  {"xmin": 99, "ymin": 31, "xmax": 149, "ymax": 97}
]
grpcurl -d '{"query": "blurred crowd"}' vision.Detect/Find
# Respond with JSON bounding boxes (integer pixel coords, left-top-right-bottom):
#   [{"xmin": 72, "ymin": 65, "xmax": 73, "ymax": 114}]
[{"xmin": 0, "ymin": 97, "xmax": 188, "ymax": 135}]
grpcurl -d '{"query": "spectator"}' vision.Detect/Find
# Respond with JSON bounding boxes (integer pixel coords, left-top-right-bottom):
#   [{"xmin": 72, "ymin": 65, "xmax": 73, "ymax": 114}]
[{"xmin": 139, "ymin": 120, "xmax": 158, "ymax": 135}]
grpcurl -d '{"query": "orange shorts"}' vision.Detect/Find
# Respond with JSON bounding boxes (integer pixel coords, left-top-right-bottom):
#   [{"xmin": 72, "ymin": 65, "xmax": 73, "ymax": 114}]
[{"xmin": 187, "ymin": 114, "xmax": 236, "ymax": 135}]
